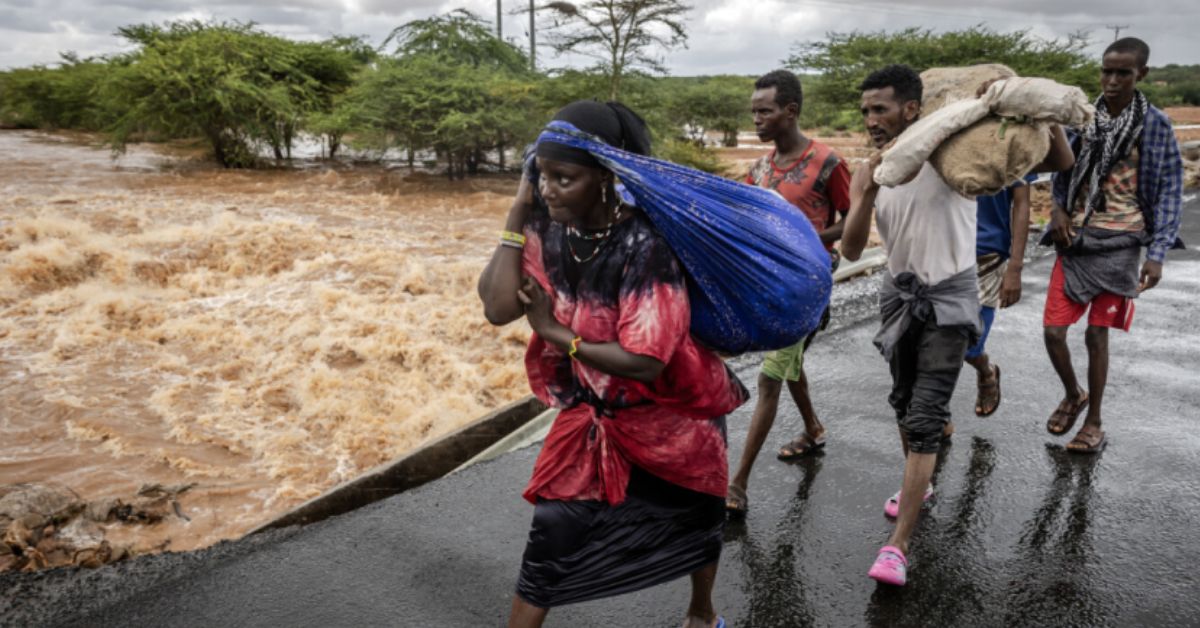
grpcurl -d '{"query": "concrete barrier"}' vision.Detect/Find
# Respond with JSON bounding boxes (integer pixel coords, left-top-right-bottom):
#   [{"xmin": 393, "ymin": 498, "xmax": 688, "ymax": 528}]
[
  {"xmin": 833, "ymin": 248, "xmax": 885, "ymax": 281},
  {"xmin": 452, "ymin": 408, "xmax": 558, "ymax": 474},
  {"xmin": 251, "ymin": 395, "xmax": 547, "ymax": 533}
]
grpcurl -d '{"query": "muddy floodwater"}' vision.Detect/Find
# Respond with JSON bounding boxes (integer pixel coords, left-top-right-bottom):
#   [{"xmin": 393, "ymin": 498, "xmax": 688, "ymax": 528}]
[{"xmin": 0, "ymin": 131, "xmax": 532, "ymax": 565}]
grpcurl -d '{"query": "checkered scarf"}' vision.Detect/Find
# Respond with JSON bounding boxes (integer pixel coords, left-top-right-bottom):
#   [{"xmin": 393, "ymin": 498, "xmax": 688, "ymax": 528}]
[{"xmin": 1065, "ymin": 90, "xmax": 1148, "ymax": 223}]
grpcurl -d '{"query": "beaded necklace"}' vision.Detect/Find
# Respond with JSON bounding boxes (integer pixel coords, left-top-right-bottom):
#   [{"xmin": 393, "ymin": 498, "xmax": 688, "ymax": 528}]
[{"xmin": 566, "ymin": 202, "xmax": 624, "ymax": 263}]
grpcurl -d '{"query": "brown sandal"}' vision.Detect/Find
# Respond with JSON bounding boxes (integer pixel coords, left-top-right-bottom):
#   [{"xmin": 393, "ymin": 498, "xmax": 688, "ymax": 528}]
[
  {"xmin": 1066, "ymin": 426, "xmax": 1107, "ymax": 453},
  {"xmin": 725, "ymin": 484, "xmax": 748, "ymax": 517},
  {"xmin": 975, "ymin": 364, "xmax": 1001, "ymax": 417},
  {"xmin": 1047, "ymin": 389, "xmax": 1089, "ymax": 435},
  {"xmin": 777, "ymin": 432, "xmax": 827, "ymax": 460}
]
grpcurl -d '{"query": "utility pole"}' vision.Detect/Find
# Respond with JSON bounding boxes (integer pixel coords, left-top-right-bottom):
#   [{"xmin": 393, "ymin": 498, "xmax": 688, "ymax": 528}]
[
  {"xmin": 496, "ymin": 0, "xmax": 502, "ymax": 39},
  {"xmin": 529, "ymin": 0, "xmax": 536, "ymax": 71},
  {"xmin": 1106, "ymin": 24, "xmax": 1130, "ymax": 41}
]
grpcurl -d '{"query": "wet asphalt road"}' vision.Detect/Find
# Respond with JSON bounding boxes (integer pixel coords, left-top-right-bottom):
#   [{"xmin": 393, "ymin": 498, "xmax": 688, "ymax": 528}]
[{"xmin": 4, "ymin": 197, "xmax": 1199, "ymax": 628}]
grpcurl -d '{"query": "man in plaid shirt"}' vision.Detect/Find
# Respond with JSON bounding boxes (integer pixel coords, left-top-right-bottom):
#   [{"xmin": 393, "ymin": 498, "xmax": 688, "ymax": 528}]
[{"xmin": 1042, "ymin": 36, "xmax": 1184, "ymax": 453}]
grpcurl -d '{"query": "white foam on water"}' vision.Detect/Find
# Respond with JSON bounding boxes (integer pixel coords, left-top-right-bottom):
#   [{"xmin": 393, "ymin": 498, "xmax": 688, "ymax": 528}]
[{"xmin": 0, "ymin": 131, "xmax": 532, "ymax": 563}]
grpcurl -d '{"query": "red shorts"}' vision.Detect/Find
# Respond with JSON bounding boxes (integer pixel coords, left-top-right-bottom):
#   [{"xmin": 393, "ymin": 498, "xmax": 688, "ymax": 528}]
[{"xmin": 1043, "ymin": 257, "xmax": 1135, "ymax": 331}]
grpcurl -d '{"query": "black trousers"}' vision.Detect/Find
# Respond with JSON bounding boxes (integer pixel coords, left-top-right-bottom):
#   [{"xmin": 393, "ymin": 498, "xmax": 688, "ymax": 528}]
[{"xmin": 887, "ymin": 316, "xmax": 970, "ymax": 454}]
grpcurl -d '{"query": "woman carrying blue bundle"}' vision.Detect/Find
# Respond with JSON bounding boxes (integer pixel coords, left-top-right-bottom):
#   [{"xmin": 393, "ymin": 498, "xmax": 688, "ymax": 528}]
[{"xmin": 478, "ymin": 100, "xmax": 745, "ymax": 627}]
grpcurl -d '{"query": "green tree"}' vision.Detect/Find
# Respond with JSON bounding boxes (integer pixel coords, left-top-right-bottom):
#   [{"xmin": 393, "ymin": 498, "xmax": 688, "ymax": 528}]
[
  {"xmin": 786, "ymin": 26, "xmax": 1099, "ymax": 126},
  {"xmin": 0, "ymin": 54, "xmax": 118, "ymax": 130},
  {"xmin": 339, "ymin": 11, "xmax": 540, "ymax": 178},
  {"xmin": 1144, "ymin": 64, "xmax": 1200, "ymax": 107},
  {"xmin": 529, "ymin": 71, "xmax": 729, "ymax": 173},
  {"xmin": 291, "ymin": 37, "xmax": 373, "ymax": 159},
  {"xmin": 667, "ymin": 75, "xmax": 753, "ymax": 147},
  {"xmin": 362, "ymin": 10, "xmax": 537, "ymax": 173},
  {"xmin": 540, "ymin": 0, "xmax": 691, "ymax": 101},
  {"xmin": 384, "ymin": 9, "xmax": 528, "ymax": 73},
  {"xmin": 104, "ymin": 21, "xmax": 339, "ymax": 167}
]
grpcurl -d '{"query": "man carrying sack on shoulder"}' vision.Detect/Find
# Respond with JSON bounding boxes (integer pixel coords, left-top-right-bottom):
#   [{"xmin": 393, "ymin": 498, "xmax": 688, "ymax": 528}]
[{"xmin": 842, "ymin": 64, "xmax": 1073, "ymax": 587}]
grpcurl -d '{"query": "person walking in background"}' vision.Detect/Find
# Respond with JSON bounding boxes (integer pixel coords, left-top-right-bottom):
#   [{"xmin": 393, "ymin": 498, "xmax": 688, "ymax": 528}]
[
  {"xmin": 1042, "ymin": 37, "xmax": 1184, "ymax": 453},
  {"xmin": 726, "ymin": 69, "xmax": 851, "ymax": 517},
  {"xmin": 965, "ymin": 173, "xmax": 1037, "ymax": 416}
]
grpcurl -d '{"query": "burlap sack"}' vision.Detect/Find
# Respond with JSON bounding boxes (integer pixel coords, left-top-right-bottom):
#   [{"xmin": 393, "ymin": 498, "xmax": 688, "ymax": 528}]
[
  {"xmin": 1181, "ymin": 141, "xmax": 1200, "ymax": 162},
  {"xmin": 928, "ymin": 75, "xmax": 1094, "ymax": 196},
  {"xmin": 1184, "ymin": 158, "xmax": 1200, "ymax": 189},
  {"xmin": 877, "ymin": 65, "xmax": 1091, "ymax": 195},
  {"xmin": 930, "ymin": 118, "xmax": 1050, "ymax": 197},
  {"xmin": 921, "ymin": 64, "xmax": 1015, "ymax": 114},
  {"xmin": 877, "ymin": 64, "xmax": 1020, "ymax": 189}
]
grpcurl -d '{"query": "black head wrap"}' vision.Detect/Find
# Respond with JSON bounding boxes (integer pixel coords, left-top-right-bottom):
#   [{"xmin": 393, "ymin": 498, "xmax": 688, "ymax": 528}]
[{"xmin": 535, "ymin": 100, "xmax": 652, "ymax": 169}]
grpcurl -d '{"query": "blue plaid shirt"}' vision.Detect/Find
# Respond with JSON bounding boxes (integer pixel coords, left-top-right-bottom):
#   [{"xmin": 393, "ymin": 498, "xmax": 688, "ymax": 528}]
[{"xmin": 1052, "ymin": 104, "xmax": 1185, "ymax": 263}]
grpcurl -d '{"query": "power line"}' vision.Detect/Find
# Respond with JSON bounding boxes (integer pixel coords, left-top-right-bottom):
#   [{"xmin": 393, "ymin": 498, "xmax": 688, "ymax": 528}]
[{"xmin": 1105, "ymin": 24, "xmax": 1131, "ymax": 41}]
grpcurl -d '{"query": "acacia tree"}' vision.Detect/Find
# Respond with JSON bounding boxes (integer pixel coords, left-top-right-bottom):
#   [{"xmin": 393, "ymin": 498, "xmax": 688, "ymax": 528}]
[
  {"xmin": 540, "ymin": 0, "xmax": 690, "ymax": 101},
  {"xmin": 384, "ymin": 9, "xmax": 534, "ymax": 170},
  {"xmin": 786, "ymin": 26, "xmax": 1098, "ymax": 126},
  {"xmin": 384, "ymin": 9, "xmax": 528, "ymax": 73},
  {"xmin": 293, "ymin": 36, "xmax": 374, "ymax": 159},
  {"xmin": 105, "ymin": 21, "xmax": 335, "ymax": 167},
  {"xmin": 0, "ymin": 53, "xmax": 117, "ymax": 131},
  {"xmin": 667, "ymin": 76, "xmax": 753, "ymax": 147},
  {"xmin": 338, "ymin": 11, "xmax": 540, "ymax": 178}
]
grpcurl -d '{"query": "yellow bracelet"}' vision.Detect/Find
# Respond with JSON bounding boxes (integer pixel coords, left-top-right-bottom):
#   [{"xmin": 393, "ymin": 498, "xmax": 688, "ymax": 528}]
[
  {"xmin": 568, "ymin": 336, "xmax": 582, "ymax": 359},
  {"xmin": 500, "ymin": 230, "xmax": 526, "ymax": 245}
]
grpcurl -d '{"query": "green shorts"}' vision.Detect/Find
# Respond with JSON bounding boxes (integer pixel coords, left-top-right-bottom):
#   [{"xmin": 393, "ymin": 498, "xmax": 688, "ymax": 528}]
[
  {"xmin": 761, "ymin": 340, "xmax": 807, "ymax": 381},
  {"xmin": 761, "ymin": 306, "xmax": 830, "ymax": 381},
  {"xmin": 763, "ymin": 257, "xmax": 836, "ymax": 382}
]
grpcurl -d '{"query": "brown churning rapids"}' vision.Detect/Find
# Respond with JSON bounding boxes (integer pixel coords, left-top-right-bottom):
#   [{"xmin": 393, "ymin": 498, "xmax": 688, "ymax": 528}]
[{"xmin": 0, "ymin": 131, "xmax": 531, "ymax": 570}]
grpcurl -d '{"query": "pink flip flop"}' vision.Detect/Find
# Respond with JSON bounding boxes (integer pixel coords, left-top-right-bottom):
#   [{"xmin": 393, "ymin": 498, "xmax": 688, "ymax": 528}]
[
  {"xmin": 884, "ymin": 485, "xmax": 934, "ymax": 519},
  {"xmin": 868, "ymin": 545, "xmax": 909, "ymax": 586}
]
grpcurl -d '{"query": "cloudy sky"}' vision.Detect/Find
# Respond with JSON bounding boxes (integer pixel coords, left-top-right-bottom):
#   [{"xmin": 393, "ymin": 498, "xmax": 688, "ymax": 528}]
[{"xmin": 1, "ymin": 0, "xmax": 1196, "ymax": 74}]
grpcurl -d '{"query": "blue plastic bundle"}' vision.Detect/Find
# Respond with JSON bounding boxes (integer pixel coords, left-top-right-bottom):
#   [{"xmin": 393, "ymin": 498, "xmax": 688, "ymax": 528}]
[{"xmin": 536, "ymin": 121, "xmax": 832, "ymax": 354}]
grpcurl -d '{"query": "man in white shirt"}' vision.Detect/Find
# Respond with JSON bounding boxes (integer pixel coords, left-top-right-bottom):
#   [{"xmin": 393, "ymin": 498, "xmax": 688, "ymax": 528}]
[{"xmin": 841, "ymin": 64, "xmax": 1071, "ymax": 587}]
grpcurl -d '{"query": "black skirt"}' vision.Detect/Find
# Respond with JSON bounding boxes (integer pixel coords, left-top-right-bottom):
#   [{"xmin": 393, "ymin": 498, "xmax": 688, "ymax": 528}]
[{"xmin": 515, "ymin": 466, "xmax": 725, "ymax": 609}]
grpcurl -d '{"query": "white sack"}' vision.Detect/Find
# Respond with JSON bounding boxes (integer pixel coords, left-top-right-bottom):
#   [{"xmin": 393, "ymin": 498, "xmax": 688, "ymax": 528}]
[{"xmin": 981, "ymin": 77, "xmax": 1094, "ymax": 127}]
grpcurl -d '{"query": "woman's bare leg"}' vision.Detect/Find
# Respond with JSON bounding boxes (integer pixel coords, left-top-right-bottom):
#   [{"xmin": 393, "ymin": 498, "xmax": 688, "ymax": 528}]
[
  {"xmin": 508, "ymin": 595, "xmax": 548, "ymax": 628},
  {"xmin": 683, "ymin": 561, "xmax": 719, "ymax": 628}
]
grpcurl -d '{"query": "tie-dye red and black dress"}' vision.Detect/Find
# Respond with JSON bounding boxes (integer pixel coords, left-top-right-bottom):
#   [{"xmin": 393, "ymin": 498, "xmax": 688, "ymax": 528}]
[{"xmin": 514, "ymin": 206, "xmax": 747, "ymax": 608}]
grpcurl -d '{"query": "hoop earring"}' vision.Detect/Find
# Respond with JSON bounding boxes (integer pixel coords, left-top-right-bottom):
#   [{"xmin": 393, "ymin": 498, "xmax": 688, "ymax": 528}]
[{"xmin": 601, "ymin": 184, "xmax": 608, "ymax": 206}]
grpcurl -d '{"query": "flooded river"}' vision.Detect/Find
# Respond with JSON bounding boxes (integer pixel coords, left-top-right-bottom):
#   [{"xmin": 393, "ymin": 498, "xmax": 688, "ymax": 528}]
[{"xmin": 0, "ymin": 131, "xmax": 531, "ymax": 564}]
